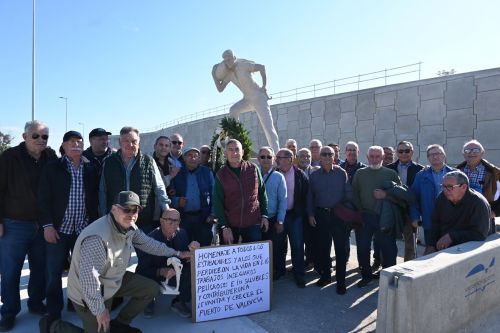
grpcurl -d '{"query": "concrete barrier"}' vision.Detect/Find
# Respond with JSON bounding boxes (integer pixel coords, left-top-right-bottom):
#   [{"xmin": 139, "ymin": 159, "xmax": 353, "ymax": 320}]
[{"xmin": 377, "ymin": 233, "xmax": 500, "ymax": 333}]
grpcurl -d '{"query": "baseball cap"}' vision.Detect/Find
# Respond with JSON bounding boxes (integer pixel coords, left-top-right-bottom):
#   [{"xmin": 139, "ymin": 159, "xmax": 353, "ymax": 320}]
[
  {"xmin": 184, "ymin": 147, "xmax": 200, "ymax": 154},
  {"xmin": 63, "ymin": 131, "xmax": 83, "ymax": 142},
  {"xmin": 89, "ymin": 128, "xmax": 112, "ymax": 139},
  {"xmin": 114, "ymin": 191, "xmax": 142, "ymax": 209}
]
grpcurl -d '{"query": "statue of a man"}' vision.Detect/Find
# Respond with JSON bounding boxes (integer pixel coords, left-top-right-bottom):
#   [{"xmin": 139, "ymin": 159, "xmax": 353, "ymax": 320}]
[{"xmin": 212, "ymin": 49, "xmax": 280, "ymax": 153}]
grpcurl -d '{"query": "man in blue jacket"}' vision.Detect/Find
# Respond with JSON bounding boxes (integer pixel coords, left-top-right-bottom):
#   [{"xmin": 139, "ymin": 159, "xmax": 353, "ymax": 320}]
[
  {"xmin": 170, "ymin": 147, "xmax": 216, "ymax": 246},
  {"xmin": 410, "ymin": 144, "xmax": 454, "ymax": 252}
]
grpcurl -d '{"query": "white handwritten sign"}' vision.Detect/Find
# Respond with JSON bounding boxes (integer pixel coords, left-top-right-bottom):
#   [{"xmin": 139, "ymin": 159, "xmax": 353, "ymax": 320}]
[{"xmin": 191, "ymin": 241, "xmax": 272, "ymax": 322}]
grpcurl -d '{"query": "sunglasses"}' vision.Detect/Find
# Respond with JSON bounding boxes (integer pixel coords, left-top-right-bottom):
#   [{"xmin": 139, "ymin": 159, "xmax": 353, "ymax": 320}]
[
  {"xmin": 259, "ymin": 155, "xmax": 273, "ymax": 160},
  {"xmin": 320, "ymin": 152, "xmax": 334, "ymax": 157},
  {"xmin": 118, "ymin": 205, "xmax": 140, "ymax": 214},
  {"xmin": 171, "ymin": 140, "xmax": 183, "ymax": 145},
  {"xmin": 463, "ymin": 148, "xmax": 481, "ymax": 154},
  {"xmin": 32, "ymin": 133, "xmax": 49, "ymax": 141},
  {"xmin": 398, "ymin": 149, "xmax": 411, "ymax": 154}
]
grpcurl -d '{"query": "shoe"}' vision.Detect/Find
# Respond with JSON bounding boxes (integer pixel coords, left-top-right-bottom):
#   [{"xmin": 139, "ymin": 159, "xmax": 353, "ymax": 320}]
[
  {"xmin": 143, "ymin": 300, "xmax": 155, "ymax": 319},
  {"xmin": 373, "ymin": 271, "xmax": 380, "ymax": 279},
  {"xmin": 336, "ymin": 283, "xmax": 347, "ymax": 295},
  {"xmin": 0, "ymin": 316, "xmax": 15, "ymax": 332},
  {"xmin": 28, "ymin": 302, "xmax": 48, "ymax": 316},
  {"xmin": 171, "ymin": 300, "xmax": 191, "ymax": 318},
  {"xmin": 305, "ymin": 262, "xmax": 314, "ymax": 271},
  {"xmin": 315, "ymin": 277, "xmax": 332, "ymax": 287},
  {"xmin": 295, "ymin": 276, "xmax": 306, "ymax": 288},
  {"xmin": 111, "ymin": 297, "xmax": 124, "ymax": 311},
  {"xmin": 357, "ymin": 277, "xmax": 374, "ymax": 288},
  {"xmin": 67, "ymin": 300, "xmax": 75, "ymax": 312},
  {"xmin": 109, "ymin": 319, "xmax": 141, "ymax": 333},
  {"xmin": 371, "ymin": 259, "xmax": 381, "ymax": 271},
  {"xmin": 39, "ymin": 314, "xmax": 60, "ymax": 333}
]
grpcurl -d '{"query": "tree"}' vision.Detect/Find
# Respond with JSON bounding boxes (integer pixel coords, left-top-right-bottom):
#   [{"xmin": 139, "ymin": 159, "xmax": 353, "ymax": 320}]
[{"xmin": 0, "ymin": 131, "xmax": 13, "ymax": 154}]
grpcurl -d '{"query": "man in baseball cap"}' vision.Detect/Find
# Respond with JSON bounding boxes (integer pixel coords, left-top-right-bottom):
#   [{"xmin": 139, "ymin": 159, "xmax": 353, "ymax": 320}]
[{"xmin": 82, "ymin": 128, "xmax": 112, "ymax": 173}]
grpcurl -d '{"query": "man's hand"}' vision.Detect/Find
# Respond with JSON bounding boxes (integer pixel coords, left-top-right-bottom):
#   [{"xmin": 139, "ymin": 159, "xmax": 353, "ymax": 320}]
[
  {"xmin": 178, "ymin": 251, "xmax": 192, "ymax": 260},
  {"xmin": 206, "ymin": 215, "xmax": 218, "ymax": 225},
  {"xmin": 261, "ymin": 217, "xmax": 269, "ymax": 233},
  {"xmin": 308, "ymin": 217, "xmax": 317, "ymax": 227},
  {"xmin": 178, "ymin": 197, "xmax": 188, "ymax": 209},
  {"xmin": 373, "ymin": 189, "xmax": 387, "ymax": 200},
  {"xmin": 424, "ymin": 245, "xmax": 437, "ymax": 255},
  {"xmin": 44, "ymin": 226, "xmax": 60, "ymax": 244},
  {"xmin": 274, "ymin": 222, "xmax": 284, "ymax": 234},
  {"xmin": 96, "ymin": 309, "xmax": 110, "ymax": 333},
  {"xmin": 436, "ymin": 233, "xmax": 453, "ymax": 250},
  {"xmin": 222, "ymin": 227, "xmax": 233, "ymax": 245},
  {"xmin": 169, "ymin": 167, "xmax": 180, "ymax": 179},
  {"xmin": 188, "ymin": 241, "xmax": 200, "ymax": 252},
  {"xmin": 159, "ymin": 267, "xmax": 176, "ymax": 280},
  {"xmin": 0, "ymin": 224, "xmax": 3, "ymax": 238}
]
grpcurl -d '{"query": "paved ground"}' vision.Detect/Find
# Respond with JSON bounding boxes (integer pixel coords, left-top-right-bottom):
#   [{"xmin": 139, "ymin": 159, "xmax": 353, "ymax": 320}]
[{"xmin": 3, "ymin": 227, "xmax": 500, "ymax": 333}]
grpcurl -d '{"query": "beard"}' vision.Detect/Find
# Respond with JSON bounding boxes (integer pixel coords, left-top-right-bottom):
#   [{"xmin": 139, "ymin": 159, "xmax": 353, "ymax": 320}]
[{"xmin": 369, "ymin": 162, "xmax": 383, "ymax": 170}]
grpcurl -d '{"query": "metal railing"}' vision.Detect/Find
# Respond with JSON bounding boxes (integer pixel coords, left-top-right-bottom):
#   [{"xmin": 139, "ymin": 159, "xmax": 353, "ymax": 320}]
[{"xmin": 141, "ymin": 62, "xmax": 422, "ymax": 133}]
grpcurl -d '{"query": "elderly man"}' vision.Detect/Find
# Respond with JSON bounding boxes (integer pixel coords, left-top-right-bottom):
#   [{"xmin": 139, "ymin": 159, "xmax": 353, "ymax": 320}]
[
  {"xmin": 82, "ymin": 128, "xmax": 112, "ymax": 174},
  {"xmin": 170, "ymin": 147, "xmax": 215, "ymax": 246},
  {"xmin": 276, "ymin": 148, "xmax": 309, "ymax": 288},
  {"xmin": 152, "ymin": 136, "xmax": 177, "ymax": 187},
  {"xmin": 137, "ymin": 208, "xmax": 199, "ymax": 319},
  {"xmin": 212, "ymin": 49, "xmax": 279, "ymax": 153},
  {"xmin": 297, "ymin": 148, "xmax": 320, "ymax": 179},
  {"xmin": 386, "ymin": 141, "xmax": 424, "ymax": 262},
  {"xmin": 0, "ymin": 120, "xmax": 57, "ymax": 331},
  {"xmin": 340, "ymin": 141, "xmax": 367, "ymax": 183},
  {"xmin": 426, "ymin": 171, "xmax": 491, "ymax": 254},
  {"xmin": 410, "ymin": 144, "xmax": 454, "ymax": 247},
  {"xmin": 327, "ymin": 143, "xmax": 343, "ymax": 165},
  {"xmin": 213, "ymin": 139, "xmax": 269, "ymax": 244},
  {"xmin": 457, "ymin": 140, "xmax": 500, "ymax": 225},
  {"xmin": 38, "ymin": 131, "xmax": 99, "ymax": 324},
  {"xmin": 199, "ymin": 145, "xmax": 212, "ymax": 169},
  {"xmin": 309, "ymin": 139, "xmax": 322, "ymax": 167},
  {"xmin": 286, "ymin": 139, "xmax": 298, "ymax": 165},
  {"xmin": 168, "ymin": 133, "xmax": 185, "ymax": 168},
  {"xmin": 308, "ymin": 146, "xmax": 351, "ymax": 293},
  {"xmin": 353, "ymin": 146, "xmax": 401, "ymax": 288},
  {"xmin": 257, "ymin": 147, "xmax": 287, "ymax": 280},
  {"xmin": 382, "ymin": 146, "xmax": 395, "ymax": 166}
]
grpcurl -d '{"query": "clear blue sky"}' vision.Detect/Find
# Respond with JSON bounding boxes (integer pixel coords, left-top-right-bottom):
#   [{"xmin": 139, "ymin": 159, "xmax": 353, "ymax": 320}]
[{"xmin": 1, "ymin": 0, "xmax": 499, "ymax": 146}]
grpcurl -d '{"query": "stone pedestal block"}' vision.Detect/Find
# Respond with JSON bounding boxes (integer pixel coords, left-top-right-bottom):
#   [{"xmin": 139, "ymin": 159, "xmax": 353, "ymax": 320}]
[
  {"xmin": 356, "ymin": 120, "xmax": 375, "ymax": 142},
  {"xmin": 419, "ymin": 99, "xmax": 445, "ymax": 126},
  {"xmin": 445, "ymin": 77, "xmax": 475, "ymax": 110},
  {"xmin": 325, "ymin": 99, "xmax": 341, "ymax": 124},
  {"xmin": 375, "ymin": 107, "xmax": 396, "ymax": 130},
  {"xmin": 340, "ymin": 96, "xmax": 357, "ymax": 112},
  {"xmin": 474, "ymin": 90, "xmax": 500, "ymax": 121},
  {"xmin": 444, "ymin": 108, "xmax": 475, "ymax": 138},
  {"xmin": 356, "ymin": 93, "xmax": 375, "ymax": 120},
  {"xmin": 340, "ymin": 112, "xmax": 356, "ymax": 133},
  {"xmin": 477, "ymin": 75, "xmax": 500, "ymax": 92},
  {"xmin": 375, "ymin": 91, "xmax": 396, "ymax": 108},
  {"xmin": 311, "ymin": 100, "xmax": 325, "ymax": 118},
  {"xmin": 396, "ymin": 87, "xmax": 419, "ymax": 115},
  {"xmin": 419, "ymin": 82, "xmax": 445, "ymax": 100},
  {"xmin": 418, "ymin": 126, "xmax": 445, "ymax": 150}
]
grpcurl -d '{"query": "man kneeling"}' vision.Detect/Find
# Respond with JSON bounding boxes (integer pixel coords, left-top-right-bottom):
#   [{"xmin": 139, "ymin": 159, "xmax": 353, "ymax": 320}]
[{"xmin": 136, "ymin": 208, "xmax": 199, "ymax": 319}]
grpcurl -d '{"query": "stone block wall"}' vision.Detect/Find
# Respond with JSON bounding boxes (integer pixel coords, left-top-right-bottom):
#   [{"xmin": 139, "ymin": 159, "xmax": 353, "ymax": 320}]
[{"xmin": 112, "ymin": 67, "xmax": 500, "ymax": 166}]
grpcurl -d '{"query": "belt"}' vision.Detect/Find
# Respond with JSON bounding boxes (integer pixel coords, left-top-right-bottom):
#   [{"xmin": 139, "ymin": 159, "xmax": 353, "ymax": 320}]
[{"xmin": 183, "ymin": 210, "xmax": 201, "ymax": 216}]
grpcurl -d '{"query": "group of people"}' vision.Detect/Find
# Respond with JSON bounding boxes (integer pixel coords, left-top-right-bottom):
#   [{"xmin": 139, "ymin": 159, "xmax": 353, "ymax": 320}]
[{"xmin": 0, "ymin": 120, "xmax": 498, "ymax": 332}]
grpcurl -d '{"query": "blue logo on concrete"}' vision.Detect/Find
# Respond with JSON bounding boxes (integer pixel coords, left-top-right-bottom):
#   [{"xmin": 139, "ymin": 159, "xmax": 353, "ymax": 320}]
[{"xmin": 466, "ymin": 257, "xmax": 495, "ymax": 278}]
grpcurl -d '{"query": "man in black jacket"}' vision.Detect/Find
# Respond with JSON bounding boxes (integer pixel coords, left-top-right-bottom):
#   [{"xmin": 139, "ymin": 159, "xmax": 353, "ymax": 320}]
[
  {"xmin": 386, "ymin": 141, "xmax": 424, "ymax": 261},
  {"xmin": 39, "ymin": 131, "xmax": 100, "ymax": 324},
  {"xmin": 0, "ymin": 120, "xmax": 57, "ymax": 331},
  {"xmin": 82, "ymin": 128, "xmax": 112, "ymax": 175}
]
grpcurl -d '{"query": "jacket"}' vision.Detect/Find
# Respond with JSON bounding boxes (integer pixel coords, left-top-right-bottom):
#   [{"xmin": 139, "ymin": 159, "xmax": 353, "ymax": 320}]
[
  {"xmin": 386, "ymin": 160, "xmax": 424, "ymax": 187},
  {"xmin": 285, "ymin": 166, "xmax": 309, "ymax": 217},
  {"xmin": 38, "ymin": 156, "xmax": 100, "ymax": 230},
  {"xmin": 377, "ymin": 180, "xmax": 415, "ymax": 235},
  {"xmin": 456, "ymin": 159, "xmax": 500, "ymax": 207}
]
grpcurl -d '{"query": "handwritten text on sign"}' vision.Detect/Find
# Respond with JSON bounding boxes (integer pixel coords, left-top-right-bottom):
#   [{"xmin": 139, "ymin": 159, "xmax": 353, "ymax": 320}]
[{"xmin": 192, "ymin": 241, "xmax": 271, "ymax": 322}]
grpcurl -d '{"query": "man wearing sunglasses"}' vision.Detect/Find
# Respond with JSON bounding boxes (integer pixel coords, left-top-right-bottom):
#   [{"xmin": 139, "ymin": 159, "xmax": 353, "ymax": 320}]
[
  {"xmin": 456, "ymin": 140, "xmax": 500, "ymax": 227},
  {"xmin": 386, "ymin": 141, "xmax": 424, "ymax": 262},
  {"xmin": 168, "ymin": 133, "xmax": 185, "ymax": 168},
  {"xmin": 45, "ymin": 191, "xmax": 194, "ymax": 333},
  {"xmin": 425, "ymin": 171, "xmax": 490, "ymax": 254},
  {"xmin": 0, "ymin": 120, "xmax": 57, "ymax": 331}
]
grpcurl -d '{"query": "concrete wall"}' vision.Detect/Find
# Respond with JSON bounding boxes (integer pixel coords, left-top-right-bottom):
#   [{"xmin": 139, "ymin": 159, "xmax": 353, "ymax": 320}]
[{"xmin": 112, "ymin": 67, "xmax": 500, "ymax": 166}]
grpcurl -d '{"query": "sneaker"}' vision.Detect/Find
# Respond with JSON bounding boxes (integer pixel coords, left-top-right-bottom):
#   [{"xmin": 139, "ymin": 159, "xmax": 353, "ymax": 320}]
[
  {"xmin": 143, "ymin": 300, "xmax": 155, "ymax": 319},
  {"xmin": 171, "ymin": 300, "xmax": 191, "ymax": 318},
  {"xmin": 336, "ymin": 283, "xmax": 347, "ymax": 295},
  {"xmin": 357, "ymin": 277, "xmax": 374, "ymax": 288},
  {"xmin": 371, "ymin": 259, "xmax": 381, "ymax": 271},
  {"xmin": 109, "ymin": 319, "xmax": 141, "ymax": 333},
  {"xmin": 28, "ymin": 302, "xmax": 47, "ymax": 316},
  {"xmin": 0, "ymin": 316, "xmax": 15, "ymax": 332}
]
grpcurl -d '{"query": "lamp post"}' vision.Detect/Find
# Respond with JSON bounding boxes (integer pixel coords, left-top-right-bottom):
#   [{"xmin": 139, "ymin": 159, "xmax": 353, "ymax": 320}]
[
  {"xmin": 32, "ymin": 0, "xmax": 36, "ymax": 120},
  {"xmin": 78, "ymin": 122, "xmax": 85, "ymax": 140},
  {"xmin": 59, "ymin": 97, "xmax": 68, "ymax": 132}
]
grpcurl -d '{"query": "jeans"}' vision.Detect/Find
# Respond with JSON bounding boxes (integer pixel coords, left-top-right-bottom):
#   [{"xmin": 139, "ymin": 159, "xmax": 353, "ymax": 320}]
[
  {"xmin": 45, "ymin": 232, "xmax": 78, "ymax": 316},
  {"xmin": 0, "ymin": 219, "xmax": 46, "ymax": 317},
  {"xmin": 358, "ymin": 213, "xmax": 397, "ymax": 279},
  {"xmin": 180, "ymin": 212, "xmax": 213, "ymax": 247},
  {"xmin": 284, "ymin": 213, "xmax": 305, "ymax": 278}
]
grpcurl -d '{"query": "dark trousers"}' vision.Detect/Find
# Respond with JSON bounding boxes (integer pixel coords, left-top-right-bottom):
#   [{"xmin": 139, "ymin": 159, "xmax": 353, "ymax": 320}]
[
  {"xmin": 180, "ymin": 212, "xmax": 213, "ymax": 247},
  {"xmin": 303, "ymin": 220, "xmax": 315, "ymax": 264},
  {"xmin": 229, "ymin": 224, "xmax": 262, "ymax": 244},
  {"xmin": 314, "ymin": 209, "xmax": 349, "ymax": 284},
  {"xmin": 0, "ymin": 219, "xmax": 46, "ymax": 318},
  {"xmin": 358, "ymin": 213, "xmax": 397, "ymax": 279},
  {"xmin": 283, "ymin": 213, "xmax": 305, "ymax": 278},
  {"xmin": 45, "ymin": 232, "xmax": 78, "ymax": 316},
  {"xmin": 263, "ymin": 218, "xmax": 287, "ymax": 277}
]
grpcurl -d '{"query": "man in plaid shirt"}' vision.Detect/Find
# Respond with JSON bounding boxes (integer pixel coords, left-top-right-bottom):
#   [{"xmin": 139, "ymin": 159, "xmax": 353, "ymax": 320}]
[{"xmin": 38, "ymin": 131, "xmax": 100, "ymax": 325}]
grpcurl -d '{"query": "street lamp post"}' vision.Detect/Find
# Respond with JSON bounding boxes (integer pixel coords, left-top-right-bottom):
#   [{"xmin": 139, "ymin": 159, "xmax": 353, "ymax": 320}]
[
  {"xmin": 32, "ymin": 0, "xmax": 36, "ymax": 121},
  {"xmin": 59, "ymin": 97, "xmax": 68, "ymax": 132},
  {"xmin": 78, "ymin": 122, "xmax": 85, "ymax": 140}
]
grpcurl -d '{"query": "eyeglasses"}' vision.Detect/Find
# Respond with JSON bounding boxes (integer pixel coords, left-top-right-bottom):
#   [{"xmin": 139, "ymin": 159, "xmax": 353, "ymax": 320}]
[
  {"xmin": 398, "ymin": 149, "xmax": 411, "ymax": 154},
  {"xmin": 427, "ymin": 152, "xmax": 443, "ymax": 157},
  {"xmin": 346, "ymin": 148, "xmax": 357, "ymax": 152},
  {"xmin": 441, "ymin": 184, "xmax": 462, "ymax": 191},
  {"xmin": 201, "ymin": 150, "xmax": 210, "ymax": 155},
  {"xmin": 320, "ymin": 152, "xmax": 334, "ymax": 157},
  {"xmin": 118, "ymin": 205, "xmax": 140, "ymax": 214},
  {"xmin": 463, "ymin": 148, "xmax": 481, "ymax": 154},
  {"xmin": 171, "ymin": 140, "xmax": 183, "ymax": 145},
  {"xmin": 276, "ymin": 156, "xmax": 291, "ymax": 160},
  {"xmin": 259, "ymin": 155, "xmax": 273, "ymax": 160},
  {"xmin": 31, "ymin": 133, "xmax": 49, "ymax": 141},
  {"xmin": 160, "ymin": 217, "xmax": 180, "ymax": 224}
]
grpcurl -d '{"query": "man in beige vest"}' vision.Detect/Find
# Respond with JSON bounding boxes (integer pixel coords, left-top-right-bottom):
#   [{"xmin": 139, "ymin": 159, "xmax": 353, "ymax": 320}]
[{"xmin": 40, "ymin": 191, "xmax": 195, "ymax": 333}]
